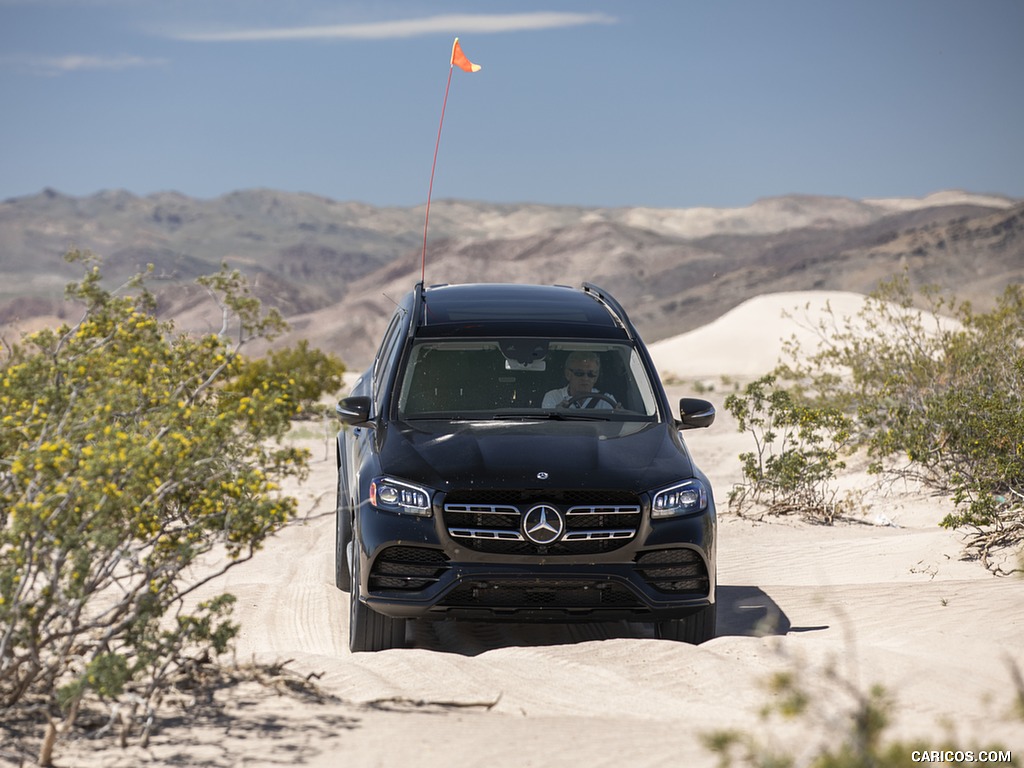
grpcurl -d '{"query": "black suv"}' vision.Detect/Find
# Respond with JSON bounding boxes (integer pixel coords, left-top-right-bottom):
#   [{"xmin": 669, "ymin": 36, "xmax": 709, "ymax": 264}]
[{"xmin": 335, "ymin": 282, "xmax": 717, "ymax": 652}]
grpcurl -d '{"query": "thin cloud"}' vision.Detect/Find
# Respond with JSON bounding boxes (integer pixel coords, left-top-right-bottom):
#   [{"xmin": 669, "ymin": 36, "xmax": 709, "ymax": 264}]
[
  {"xmin": 14, "ymin": 54, "xmax": 167, "ymax": 76},
  {"xmin": 172, "ymin": 12, "xmax": 617, "ymax": 43}
]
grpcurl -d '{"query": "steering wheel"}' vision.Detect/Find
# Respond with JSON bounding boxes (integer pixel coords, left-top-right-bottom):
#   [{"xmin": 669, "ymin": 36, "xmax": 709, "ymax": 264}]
[{"xmin": 563, "ymin": 393, "xmax": 618, "ymax": 409}]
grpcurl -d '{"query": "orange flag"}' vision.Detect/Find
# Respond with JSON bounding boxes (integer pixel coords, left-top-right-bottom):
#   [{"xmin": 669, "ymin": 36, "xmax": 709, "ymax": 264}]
[{"xmin": 451, "ymin": 37, "xmax": 481, "ymax": 73}]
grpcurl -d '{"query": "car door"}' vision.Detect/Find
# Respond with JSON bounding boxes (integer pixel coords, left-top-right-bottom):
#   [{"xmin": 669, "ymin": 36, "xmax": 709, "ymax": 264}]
[{"xmin": 350, "ymin": 308, "xmax": 407, "ymax": 494}]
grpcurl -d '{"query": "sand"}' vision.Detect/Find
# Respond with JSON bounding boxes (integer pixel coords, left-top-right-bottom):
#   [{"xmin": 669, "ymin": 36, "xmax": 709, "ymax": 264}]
[{"xmin": 37, "ymin": 291, "xmax": 1024, "ymax": 767}]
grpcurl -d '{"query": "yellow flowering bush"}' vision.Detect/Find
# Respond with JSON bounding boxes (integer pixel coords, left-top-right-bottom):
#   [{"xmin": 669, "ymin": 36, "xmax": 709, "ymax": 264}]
[{"xmin": 0, "ymin": 253, "xmax": 329, "ymax": 762}]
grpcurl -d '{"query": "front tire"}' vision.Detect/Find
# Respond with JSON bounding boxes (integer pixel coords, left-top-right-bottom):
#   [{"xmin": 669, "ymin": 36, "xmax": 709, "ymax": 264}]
[
  {"xmin": 348, "ymin": 548, "xmax": 406, "ymax": 652},
  {"xmin": 655, "ymin": 603, "xmax": 716, "ymax": 644}
]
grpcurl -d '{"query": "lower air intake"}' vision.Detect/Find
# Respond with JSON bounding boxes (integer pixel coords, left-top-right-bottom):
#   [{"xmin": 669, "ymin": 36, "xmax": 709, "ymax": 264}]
[
  {"xmin": 635, "ymin": 549, "xmax": 709, "ymax": 595},
  {"xmin": 369, "ymin": 546, "xmax": 449, "ymax": 591}
]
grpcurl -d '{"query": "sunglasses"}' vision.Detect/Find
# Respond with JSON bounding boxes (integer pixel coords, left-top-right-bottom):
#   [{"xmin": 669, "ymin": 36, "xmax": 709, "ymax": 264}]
[{"xmin": 569, "ymin": 369, "xmax": 599, "ymax": 379}]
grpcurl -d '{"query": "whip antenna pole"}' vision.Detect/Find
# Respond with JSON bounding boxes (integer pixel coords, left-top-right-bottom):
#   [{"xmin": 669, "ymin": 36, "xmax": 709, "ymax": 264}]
[
  {"xmin": 421, "ymin": 66, "xmax": 453, "ymax": 285},
  {"xmin": 421, "ymin": 37, "xmax": 481, "ymax": 285}
]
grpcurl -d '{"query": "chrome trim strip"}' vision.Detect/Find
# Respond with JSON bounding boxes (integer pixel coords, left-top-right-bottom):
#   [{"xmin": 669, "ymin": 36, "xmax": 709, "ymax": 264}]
[
  {"xmin": 566, "ymin": 505, "xmax": 641, "ymax": 515},
  {"xmin": 563, "ymin": 529, "xmax": 636, "ymax": 541},
  {"xmin": 448, "ymin": 527, "xmax": 525, "ymax": 541},
  {"xmin": 444, "ymin": 503, "xmax": 521, "ymax": 515}
]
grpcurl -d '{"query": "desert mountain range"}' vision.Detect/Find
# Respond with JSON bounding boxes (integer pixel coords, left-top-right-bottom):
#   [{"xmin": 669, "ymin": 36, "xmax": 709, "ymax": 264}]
[{"xmin": 1, "ymin": 187, "xmax": 1020, "ymax": 369}]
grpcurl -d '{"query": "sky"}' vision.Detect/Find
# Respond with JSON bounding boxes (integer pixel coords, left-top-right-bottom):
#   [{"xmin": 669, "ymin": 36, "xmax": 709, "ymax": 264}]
[{"xmin": 1, "ymin": 0, "xmax": 1022, "ymax": 210}]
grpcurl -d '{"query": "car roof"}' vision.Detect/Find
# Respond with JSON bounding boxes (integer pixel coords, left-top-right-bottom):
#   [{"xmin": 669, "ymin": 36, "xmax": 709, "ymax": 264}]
[{"xmin": 415, "ymin": 283, "xmax": 630, "ymax": 340}]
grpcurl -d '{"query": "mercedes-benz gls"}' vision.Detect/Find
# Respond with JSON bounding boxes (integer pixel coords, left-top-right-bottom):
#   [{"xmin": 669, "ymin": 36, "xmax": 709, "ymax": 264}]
[{"xmin": 334, "ymin": 282, "xmax": 717, "ymax": 652}]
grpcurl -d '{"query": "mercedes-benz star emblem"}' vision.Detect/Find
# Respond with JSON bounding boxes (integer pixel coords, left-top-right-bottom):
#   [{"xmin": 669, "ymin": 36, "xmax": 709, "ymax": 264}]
[
  {"xmin": 522, "ymin": 504, "xmax": 564, "ymax": 546},
  {"xmin": 536, "ymin": 472, "xmax": 549, "ymax": 480}
]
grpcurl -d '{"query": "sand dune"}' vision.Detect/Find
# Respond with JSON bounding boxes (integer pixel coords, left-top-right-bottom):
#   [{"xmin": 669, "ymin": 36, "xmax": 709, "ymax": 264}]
[
  {"xmin": 648, "ymin": 291, "xmax": 872, "ymax": 380},
  {"xmin": 55, "ymin": 291, "xmax": 1022, "ymax": 768}
]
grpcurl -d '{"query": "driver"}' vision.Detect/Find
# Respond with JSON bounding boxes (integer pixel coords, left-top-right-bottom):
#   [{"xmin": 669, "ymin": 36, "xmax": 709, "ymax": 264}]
[{"xmin": 541, "ymin": 351, "xmax": 618, "ymax": 410}]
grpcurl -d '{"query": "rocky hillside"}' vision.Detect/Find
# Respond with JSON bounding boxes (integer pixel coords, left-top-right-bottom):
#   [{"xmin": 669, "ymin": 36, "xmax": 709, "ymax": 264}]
[{"xmin": 1, "ymin": 188, "xmax": 1019, "ymax": 368}]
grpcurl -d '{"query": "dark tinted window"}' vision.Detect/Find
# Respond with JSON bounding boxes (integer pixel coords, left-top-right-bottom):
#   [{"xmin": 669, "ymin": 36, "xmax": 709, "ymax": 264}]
[
  {"xmin": 396, "ymin": 339, "xmax": 658, "ymax": 418},
  {"xmin": 373, "ymin": 310, "xmax": 405, "ymax": 409}
]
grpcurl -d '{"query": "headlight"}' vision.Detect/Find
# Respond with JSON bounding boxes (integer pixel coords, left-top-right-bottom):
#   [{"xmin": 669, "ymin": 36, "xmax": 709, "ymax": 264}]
[
  {"xmin": 651, "ymin": 479, "xmax": 708, "ymax": 518},
  {"xmin": 369, "ymin": 477, "xmax": 432, "ymax": 517}
]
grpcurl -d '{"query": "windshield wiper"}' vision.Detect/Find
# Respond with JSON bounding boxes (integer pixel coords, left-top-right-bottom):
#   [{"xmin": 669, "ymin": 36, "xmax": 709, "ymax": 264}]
[
  {"xmin": 491, "ymin": 410, "xmax": 612, "ymax": 421},
  {"xmin": 405, "ymin": 411, "xmax": 615, "ymax": 422},
  {"xmin": 403, "ymin": 413, "xmax": 476, "ymax": 421}
]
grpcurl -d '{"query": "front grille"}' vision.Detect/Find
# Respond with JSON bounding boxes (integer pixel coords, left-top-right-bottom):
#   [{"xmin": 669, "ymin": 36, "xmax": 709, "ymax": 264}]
[
  {"xmin": 369, "ymin": 546, "xmax": 450, "ymax": 591},
  {"xmin": 635, "ymin": 549, "xmax": 709, "ymax": 595},
  {"xmin": 441, "ymin": 579, "xmax": 642, "ymax": 608},
  {"xmin": 443, "ymin": 490, "xmax": 641, "ymax": 555}
]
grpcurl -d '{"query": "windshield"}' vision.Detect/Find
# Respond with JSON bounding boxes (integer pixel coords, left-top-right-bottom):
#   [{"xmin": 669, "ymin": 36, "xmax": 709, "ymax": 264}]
[{"xmin": 395, "ymin": 339, "xmax": 660, "ymax": 420}]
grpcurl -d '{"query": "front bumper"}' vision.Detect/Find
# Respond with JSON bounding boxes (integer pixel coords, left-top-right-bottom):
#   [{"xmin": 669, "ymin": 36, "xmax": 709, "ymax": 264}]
[{"xmin": 353, "ymin": 501, "xmax": 716, "ymax": 622}]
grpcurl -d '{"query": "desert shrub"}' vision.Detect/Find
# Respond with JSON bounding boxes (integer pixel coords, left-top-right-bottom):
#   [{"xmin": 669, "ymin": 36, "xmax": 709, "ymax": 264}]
[
  {"xmin": 0, "ymin": 253, "xmax": 332, "ymax": 764},
  {"xmin": 703, "ymin": 657, "xmax": 1021, "ymax": 768},
  {"xmin": 227, "ymin": 339, "xmax": 346, "ymax": 416},
  {"xmin": 724, "ymin": 374, "xmax": 855, "ymax": 523},
  {"xmin": 781, "ymin": 275, "xmax": 1024, "ymax": 572}
]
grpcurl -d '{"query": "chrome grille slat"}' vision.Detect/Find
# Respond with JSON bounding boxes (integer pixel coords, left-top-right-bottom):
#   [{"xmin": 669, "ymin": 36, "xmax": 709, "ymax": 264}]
[
  {"xmin": 449, "ymin": 527, "xmax": 524, "ymax": 541},
  {"xmin": 444, "ymin": 503, "xmax": 519, "ymax": 515},
  {"xmin": 563, "ymin": 529, "xmax": 635, "ymax": 541},
  {"xmin": 566, "ymin": 505, "xmax": 641, "ymax": 515}
]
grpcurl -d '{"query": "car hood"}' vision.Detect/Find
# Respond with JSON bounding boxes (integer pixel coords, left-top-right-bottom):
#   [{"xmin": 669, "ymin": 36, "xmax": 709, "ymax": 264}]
[{"xmin": 377, "ymin": 419, "xmax": 695, "ymax": 494}]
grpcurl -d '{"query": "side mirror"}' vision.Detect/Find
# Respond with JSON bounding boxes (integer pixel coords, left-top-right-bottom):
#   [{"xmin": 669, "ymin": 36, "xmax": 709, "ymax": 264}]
[
  {"xmin": 335, "ymin": 396, "xmax": 372, "ymax": 426},
  {"xmin": 678, "ymin": 397, "xmax": 715, "ymax": 430}
]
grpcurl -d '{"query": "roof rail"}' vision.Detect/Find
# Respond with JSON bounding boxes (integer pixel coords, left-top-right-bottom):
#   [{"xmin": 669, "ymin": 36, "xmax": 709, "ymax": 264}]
[
  {"xmin": 581, "ymin": 282, "xmax": 635, "ymax": 339},
  {"xmin": 411, "ymin": 281, "xmax": 426, "ymax": 332}
]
